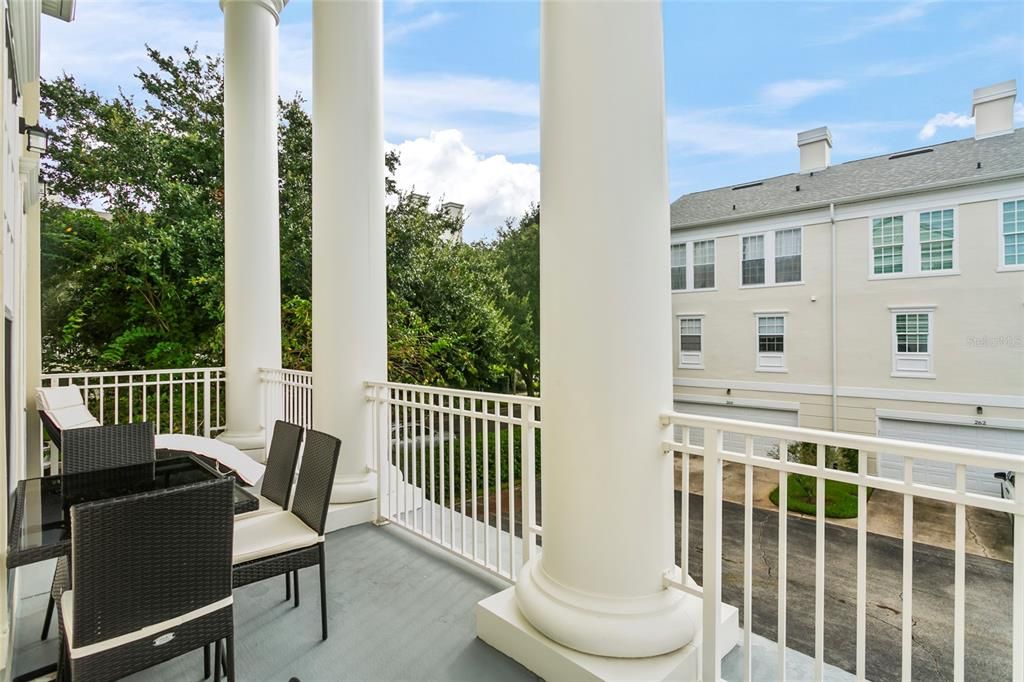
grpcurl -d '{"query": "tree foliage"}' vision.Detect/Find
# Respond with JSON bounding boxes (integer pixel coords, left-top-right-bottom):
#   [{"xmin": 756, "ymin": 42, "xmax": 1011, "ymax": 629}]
[{"xmin": 40, "ymin": 46, "xmax": 541, "ymax": 394}]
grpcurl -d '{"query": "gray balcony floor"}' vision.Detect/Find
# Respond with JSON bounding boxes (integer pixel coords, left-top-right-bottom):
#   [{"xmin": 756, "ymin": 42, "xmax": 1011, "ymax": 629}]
[{"xmin": 11, "ymin": 523, "xmax": 537, "ymax": 682}]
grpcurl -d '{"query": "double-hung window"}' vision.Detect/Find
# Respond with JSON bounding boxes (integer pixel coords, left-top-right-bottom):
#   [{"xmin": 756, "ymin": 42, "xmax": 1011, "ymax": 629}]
[
  {"xmin": 740, "ymin": 228, "xmax": 802, "ymax": 287},
  {"xmin": 670, "ymin": 239, "xmax": 716, "ymax": 291},
  {"xmin": 741, "ymin": 235, "xmax": 765, "ymax": 285},
  {"xmin": 871, "ymin": 209, "xmax": 957, "ymax": 277},
  {"xmin": 678, "ymin": 316, "xmax": 703, "ymax": 368},
  {"xmin": 872, "ymin": 216, "xmax": 904, "ymax": 275},
  {"xmin": 1002, "ymin": 199, "xmax": 1024, "ymax": 269},
  {"xmin": 693, "ymin": 240, "xmax": 715, "ymax": 289},
  {"xmin": 919, "ymin": 209, "xmax": 954, "ymax": 272},
  {"xmin": 671, "ymin": 244, "xmax": 687, "ymax": 290},
  {"xmin": 755, "ymin": 314, "xmax": 786, "ymax": 372},
  {"xmin": 774, "ymin": 228, "xmax": 802, "ymax": 282},
  {"xmin": 891, "ymin": 307, "xmax": 934, "ymax": 377}
]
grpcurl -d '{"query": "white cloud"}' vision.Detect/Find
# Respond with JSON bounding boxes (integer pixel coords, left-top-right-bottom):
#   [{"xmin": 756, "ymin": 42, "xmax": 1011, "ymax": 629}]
[
  {"xmin": 385, "ymin": 11, "xmax": 451, "ymax": 43},
  {"xmin": 816, "ymin": 1, "xmax": 933, "ymax": 45},
  {"xmin": 918, "ymin": 112, "xmax": 973, "ymax": 140},
  {"xmin": 759, "ymin": 79, "xmax": 845, "ymax": 109},
  {"xmin": 388, "ymin": 130, "xmax": 539, "ymax": 241}
]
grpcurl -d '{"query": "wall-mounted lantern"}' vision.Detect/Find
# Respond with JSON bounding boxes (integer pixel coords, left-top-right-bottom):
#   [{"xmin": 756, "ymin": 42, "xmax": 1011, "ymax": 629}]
[{"xmin": 19, "ymin": 117, "xmax": 49, "ymax": 154}]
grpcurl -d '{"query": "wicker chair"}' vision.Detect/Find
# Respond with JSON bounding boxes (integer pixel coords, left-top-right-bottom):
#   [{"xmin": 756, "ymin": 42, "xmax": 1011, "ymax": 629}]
[
  {"xmin": 236, "ymin": 420, "xmax": 304, "ymax": 519},
  {"xmin": 59, "ymin": 477, "xmax": 236, "ymax": 682},
  {"xmin": 35, "ymin": 385, "xmax": 101, "ymax": 452},
  {"xmin": 42, "ymin": 422, "xmax": 157, "ymax": 641},
  {"xmin": 232, "ymin": 429, "xmax": 341, "ymax": 641}
]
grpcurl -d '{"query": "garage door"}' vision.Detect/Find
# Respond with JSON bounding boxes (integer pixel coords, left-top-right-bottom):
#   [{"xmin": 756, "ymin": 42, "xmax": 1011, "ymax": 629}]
[
  {"xmin": 877, "ymin": 419, "xmax": 1024, "ymax": 496},
  {"xmin": 673, "ymin": 400, "xmax": 798, "ymax": 457}
]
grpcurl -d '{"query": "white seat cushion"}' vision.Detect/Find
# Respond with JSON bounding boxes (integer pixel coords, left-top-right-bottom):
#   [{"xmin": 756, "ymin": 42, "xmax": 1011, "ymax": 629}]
[
  {"xmin": 232, "ymin": 512, "xmax": 322, "ymax": 565},
  {"xmin": 233, "ymin": 495, "xmax": 283, "ymax": 521}
]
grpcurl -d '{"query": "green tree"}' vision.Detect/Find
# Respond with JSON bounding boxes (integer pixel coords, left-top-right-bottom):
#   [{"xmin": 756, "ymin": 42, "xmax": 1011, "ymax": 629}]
[
  {"xmin": 40, "ymin": 45, "xmax": 523, "ymax": 394},
  {"xmin": 492, "ymin": 205, "xmax": 540, "ymax": 395}
]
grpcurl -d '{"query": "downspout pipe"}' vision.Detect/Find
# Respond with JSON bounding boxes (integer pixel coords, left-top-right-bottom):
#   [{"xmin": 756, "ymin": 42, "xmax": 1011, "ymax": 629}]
[{"xmin": 830, "ymin": 202, "xmax": 838, "ymax": 431}]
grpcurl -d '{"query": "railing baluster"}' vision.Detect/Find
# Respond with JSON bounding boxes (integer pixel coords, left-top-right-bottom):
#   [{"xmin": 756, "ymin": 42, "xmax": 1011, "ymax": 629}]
[
  {"xmin": 460, "ymin": 397, "xmax": 467, "ymax": 554},
  {"xmin": 702, "ymin": 427, "xmax": 723, "ymax": 682},
  {"xmin": 495, "ymin": 401, "xmax": 503, "ymax": 576},
  {"xmin": 483, "ymin": 400, "xmax": 490, "ymax": 569},
  {"xmin": 507, "ymin": 402, "xmax": 516, "ymax": 579},
  {"xmin": 743, "ymin": 435, "xmax": 753, "ymax": 682},
  {"xmin": 902, "ymin": 457, "xmax": 914, "ymax": 682},
  {"xmin": 448, "ymin": 397, "xmax": 455, "ymax": 550},
  {"xmin": 471, "ymin": 399, "xmax": 479, "ymax": 563},
  {"xmin": 857, "ymin": 451, "xmax": 868, "ymax": 681},
  {"xmin": 953, "ymin": 463, "xmax": 966, "ymax": 682},
  {"xmin": 522, "ymin": 403, "xmax": 536, "ymax": 567},
  {"xmin": 1013, "ymin": 493, "xmax": 1023, "ymax": 682},
  {"xmin": 815, "ymin": 443, "xmax": 825, "ymax": 681},
  {"xmin": 777, "ymin": 438, "xmax": 788, "ymax": 681}
]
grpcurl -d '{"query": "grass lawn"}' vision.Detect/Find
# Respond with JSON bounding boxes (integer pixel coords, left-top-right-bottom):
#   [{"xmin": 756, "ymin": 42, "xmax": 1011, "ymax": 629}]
[{"xmin": 769, "ymin": 473, "xmax": 866, "ymax": 518}]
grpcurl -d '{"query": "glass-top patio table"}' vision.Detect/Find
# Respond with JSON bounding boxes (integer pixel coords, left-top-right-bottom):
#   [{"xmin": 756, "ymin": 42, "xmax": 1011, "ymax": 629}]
[{"xmin": 7, "ymin": 453, "xmax": 258, "ymax": 569}]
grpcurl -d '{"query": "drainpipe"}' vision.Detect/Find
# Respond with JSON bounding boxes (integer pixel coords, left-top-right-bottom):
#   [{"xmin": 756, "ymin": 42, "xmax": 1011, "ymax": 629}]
[{"xmin": 830, "ymin": 202, "xmax": 838, "ymax": 431}]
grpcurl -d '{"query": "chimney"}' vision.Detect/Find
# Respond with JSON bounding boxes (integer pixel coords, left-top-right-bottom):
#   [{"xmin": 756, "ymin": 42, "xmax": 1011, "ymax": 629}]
[
  {"xmin": 441, "ymin": 201, "xmax": 464, "ymax": 221},
  {"xmin": 973, "ymin": 80, "xmax": 1016, "ymax": 139},
  {"xmin": 797, "ymin": 126, "xmax": 831, "ymax": 173}
]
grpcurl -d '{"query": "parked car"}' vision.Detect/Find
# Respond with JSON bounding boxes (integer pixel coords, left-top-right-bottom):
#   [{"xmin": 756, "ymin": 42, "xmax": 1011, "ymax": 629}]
[
  {"xmin": 994, "ymin": 471, "xmax": 1015, "ymax": 527},
  {"xmin": 390, "ymin": 422, "xmax": 452, "ymax": 449}
]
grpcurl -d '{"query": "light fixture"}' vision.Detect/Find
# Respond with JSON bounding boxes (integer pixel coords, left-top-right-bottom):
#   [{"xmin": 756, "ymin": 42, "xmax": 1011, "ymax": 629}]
[
  {"xmin": 19, "ymin": 117, "xmax": 48, "ymax": 154},
  {"xmin": 976, "ymin": 406, "xmax": 984, "ymax": 415}
]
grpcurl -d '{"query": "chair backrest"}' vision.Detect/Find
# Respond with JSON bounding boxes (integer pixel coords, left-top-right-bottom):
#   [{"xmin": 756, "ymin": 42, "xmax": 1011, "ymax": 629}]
[
  {"xmin": 260, "ymin": 421, "xmax": 304, "ymax": 509},
  {"xmin": 290, "ymin": 429, "xmax": 342, "ymax": 536},
  {"xmin": 70, "ymin": 477, "xmax": 234, "ymax": 648},
  {"xmin": 36, "ymin": 386, "xmax": 101, "ymax": 446},
  {"xmin": 63, "ymin": 422, "xmax": 156, "ymax": 475}
]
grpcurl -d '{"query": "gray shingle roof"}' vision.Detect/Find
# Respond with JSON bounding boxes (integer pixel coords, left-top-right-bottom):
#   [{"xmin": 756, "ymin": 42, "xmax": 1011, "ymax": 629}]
[{"xmin": 670, "ymin": 128, "xmax": 1024, "ymax": 228}]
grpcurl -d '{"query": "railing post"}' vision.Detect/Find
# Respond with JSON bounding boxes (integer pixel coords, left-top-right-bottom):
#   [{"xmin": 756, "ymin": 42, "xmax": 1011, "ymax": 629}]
[
  {"xmin": 521, "ymin": 403, "xmax": 537, "ymax": 567},
  {"xmin": 702, "ymin": 427, "xmax": 723, "ymax": 682},
  {"xmin": 202, "ymin": 369, "xmax": 212, "ymax": 439}
]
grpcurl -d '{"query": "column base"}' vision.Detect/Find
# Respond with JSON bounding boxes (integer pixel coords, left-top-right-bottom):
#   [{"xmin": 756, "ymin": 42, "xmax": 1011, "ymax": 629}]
[
  {"xmin": 216, "ymin": 430, "xmax": 266, "ymax": 461},
  {"xmin": 331, "ymin": 471, "xmax": 378, "ymax": 503},
  {"xmin": 324, "ymin": 499, "xmax": 377, "ymax": 533},
  {"xmin": 514, "ymin": 556, "xmax": 700, "ymax": 658},
  {"xmin": 477, "ymin": 587, "xmax": 700, "ymax": 682}
]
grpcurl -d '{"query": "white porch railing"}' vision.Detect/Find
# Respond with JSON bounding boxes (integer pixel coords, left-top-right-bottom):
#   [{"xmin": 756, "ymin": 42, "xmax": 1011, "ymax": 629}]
[
  {"xmin": 665, "ymin": 412, "xmax": 1024, "ymax": 682},
  {"xmin": 366, "ymin": 381, "xmax": 541, "ymax": 582},
  {"xmin": 39, "ymin": 368, "xmax": 227, "ymax": 472},
  {"xmin": 259, "ymin": 368, "xmax": 313, "ymax": 452}
]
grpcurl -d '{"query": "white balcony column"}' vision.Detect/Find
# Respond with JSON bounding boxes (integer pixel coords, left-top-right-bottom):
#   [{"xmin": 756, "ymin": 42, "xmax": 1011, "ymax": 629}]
[
  {"xmin": 511, "ymin": 0, "xmax": 700, "ymax": 662},
  {"xmin": 311, "ymin": 0, "xmax": 385, "ymax": 503},
  {"xmin": 219, "ymin": 0, "xmax": 284, "ymax": 454}
]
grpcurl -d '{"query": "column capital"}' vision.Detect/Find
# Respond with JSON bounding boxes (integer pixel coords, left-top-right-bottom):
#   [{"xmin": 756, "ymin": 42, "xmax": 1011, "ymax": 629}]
[{"xmin": 220, "ymin": 0, "xmax": 287, "ymax": 25}]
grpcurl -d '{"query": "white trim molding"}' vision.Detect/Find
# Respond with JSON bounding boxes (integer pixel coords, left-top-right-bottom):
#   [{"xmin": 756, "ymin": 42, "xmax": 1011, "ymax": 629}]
[
  {"xmin": 672, "ymin": 376, "xmax": 1024, "ymax": 409},
  {"xmin": 673, "ymin": 392, "xmax": 801, "ymax": 413},
  {"xmin": 875, "ymin": 408, "xmax": 1024, "ymax": 431}
]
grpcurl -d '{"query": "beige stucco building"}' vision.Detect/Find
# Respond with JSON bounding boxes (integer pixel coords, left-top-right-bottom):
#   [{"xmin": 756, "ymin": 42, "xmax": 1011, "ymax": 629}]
[{"xmin": 670, "ymin": 81, "xmax": 1024, "ymax": 494}]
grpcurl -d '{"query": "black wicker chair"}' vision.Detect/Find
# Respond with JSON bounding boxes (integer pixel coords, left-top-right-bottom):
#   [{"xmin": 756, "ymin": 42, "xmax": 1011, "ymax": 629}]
[
  {"xmin": 232, "ymin": 429, "xmax": 341, "ymax": 641},
  {"xmin": 237, "ymin": 420, "xmax": 304, "ymax": 519},
  {"xmin": 59, "ymin": 477, "xmax": 236, "ymax": 682},
  {"xmin": 42, "ymin": 422, "xmax": 157, "ymax": 641}
]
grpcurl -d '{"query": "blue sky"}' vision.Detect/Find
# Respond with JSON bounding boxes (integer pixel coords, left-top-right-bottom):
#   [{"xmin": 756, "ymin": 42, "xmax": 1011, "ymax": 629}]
[{"xmin": 41, "ymin": 1, "xmax": 1024, "ymax": 240}]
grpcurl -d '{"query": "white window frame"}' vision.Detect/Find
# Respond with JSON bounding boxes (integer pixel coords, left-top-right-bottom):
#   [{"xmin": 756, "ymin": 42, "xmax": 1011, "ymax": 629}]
[
  {"xmin": 868, "ymin": 207, "xmax": 959, "ymax": 280},
  {"xmin": 670, "ymin": 243, "xmax": 687, "ymax": 291},
  {"xmin": 739, "ymin": 227, "xmax": 804, "ymax": 288},
  {"xmin": 998, "ymin": 197, "xmax": 1024, "ymax": 272},
  {"xmin": 670, "ymin": 239, "xmax": 717, "ymax": 292},
  {"xmin": 677, "ymin": 315, "xmax": 704, "ymax": 369},
  {"xmin": 890, "ymin": 306, "xmax": 936, "ymax": 379},
  {"xmin": 754, "ymin": 312, "xmax": 787, "ymax": 373}
]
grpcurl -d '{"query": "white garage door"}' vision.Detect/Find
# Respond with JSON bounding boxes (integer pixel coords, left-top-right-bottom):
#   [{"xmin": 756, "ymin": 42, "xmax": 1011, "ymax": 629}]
[
  {"xmin": 877, "ymin": 419, "xmax": 1024, "ymax": 496},
  {"xmin": 673, "ymin": 401, "xmax": 798, "ymax": 457}
]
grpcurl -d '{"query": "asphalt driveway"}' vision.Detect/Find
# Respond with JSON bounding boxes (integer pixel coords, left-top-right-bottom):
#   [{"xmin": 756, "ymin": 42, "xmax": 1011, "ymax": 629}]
[{"xmin": 678, "ymin": 492, "xmax": 1016, "ymax": 682}]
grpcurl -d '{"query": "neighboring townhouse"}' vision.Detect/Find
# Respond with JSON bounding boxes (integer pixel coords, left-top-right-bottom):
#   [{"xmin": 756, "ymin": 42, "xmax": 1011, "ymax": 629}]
[{"xmin": 669, "ymin": 80, "xmax": 1024, "ymax": 494}]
